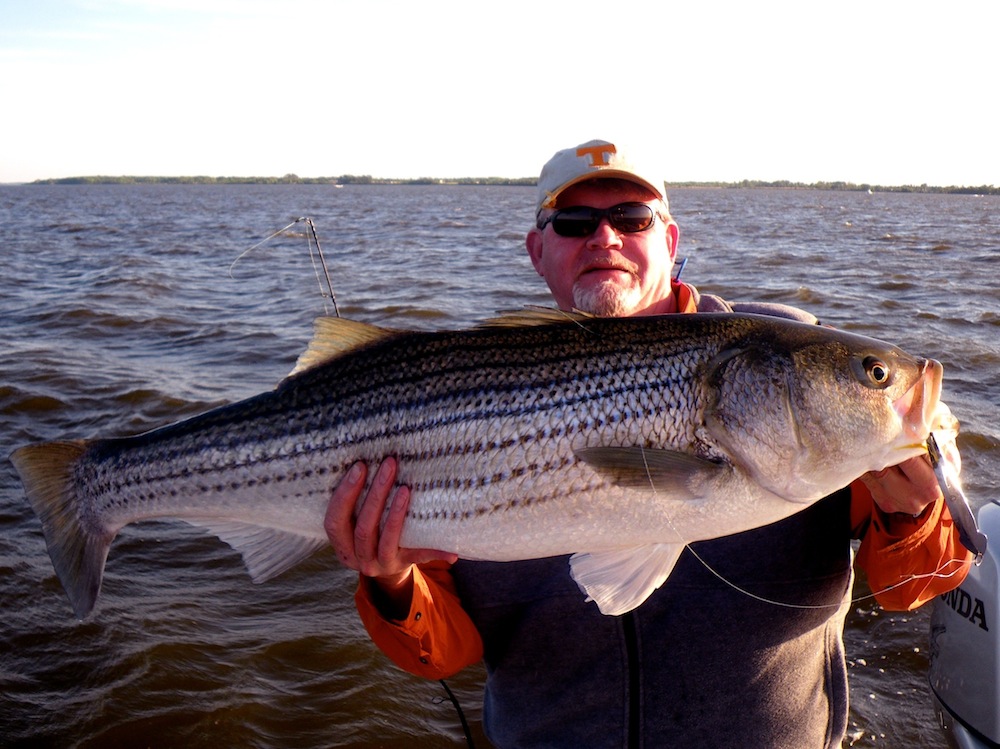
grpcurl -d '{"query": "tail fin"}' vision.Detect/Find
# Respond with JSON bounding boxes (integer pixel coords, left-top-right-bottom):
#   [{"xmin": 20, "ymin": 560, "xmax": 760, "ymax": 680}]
[{"xmin": 9, "ymin": 441, "xmax": 113, "ymax": 619}]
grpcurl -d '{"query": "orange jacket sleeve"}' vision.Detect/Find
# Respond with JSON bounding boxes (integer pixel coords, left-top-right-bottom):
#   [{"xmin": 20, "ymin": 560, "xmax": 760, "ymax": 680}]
[
  {"xmin": 851, "ymin": 478, "xmax": 973, "ymax": 610},
  {"xmin": 354, "ymin": 560, "xmax": 483, "ymax": 679}
]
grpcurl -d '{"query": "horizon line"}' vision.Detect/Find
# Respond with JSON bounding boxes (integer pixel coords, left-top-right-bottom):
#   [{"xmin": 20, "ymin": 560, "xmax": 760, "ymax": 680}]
[{"xmin": 6, "ymin": 174, "xmax": 998, "ymax": 194}]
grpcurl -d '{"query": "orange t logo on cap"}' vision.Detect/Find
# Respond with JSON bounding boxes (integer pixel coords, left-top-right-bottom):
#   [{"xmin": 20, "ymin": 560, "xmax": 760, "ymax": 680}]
[{"xmin": 576, "ymin": 143, "xmax": 616, "ymax": 167}]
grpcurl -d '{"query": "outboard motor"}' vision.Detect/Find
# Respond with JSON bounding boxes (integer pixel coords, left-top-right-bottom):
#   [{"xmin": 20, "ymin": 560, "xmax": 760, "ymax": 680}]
[{"xmin": 930, "ymin": 500, "xmax": 1000, "ymax": 748}]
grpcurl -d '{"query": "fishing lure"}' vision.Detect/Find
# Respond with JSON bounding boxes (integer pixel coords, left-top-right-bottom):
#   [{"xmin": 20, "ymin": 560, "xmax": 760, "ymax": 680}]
[{"xmin": 927, "ymin": 432, "xmax": 988, "ymax": 565}]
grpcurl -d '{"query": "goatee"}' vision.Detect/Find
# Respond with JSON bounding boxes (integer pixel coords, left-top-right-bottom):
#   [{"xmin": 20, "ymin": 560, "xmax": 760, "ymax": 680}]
[{"xmin": 573, "ymin": 280, "xmax": 642, "ymax": 317}]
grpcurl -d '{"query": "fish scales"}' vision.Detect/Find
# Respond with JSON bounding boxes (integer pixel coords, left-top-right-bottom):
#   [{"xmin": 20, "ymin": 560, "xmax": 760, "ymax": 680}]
[
  {"xmin": 387, "ymin": 329, "xmax": 708, "ymax": 535},
  {"xmin": 74, "ymin": 318, "xmax": 708, "ymax": 536},
  {"xmin": 11, "ymin": 311, "xmax": 943, "ymax": 616},
  {"xmin": 109, "ymin": 318, "xmax": 704, "ymax": 557},
  {"xmin": 337, "ymin": 319, "xmax": 705, "ymax": 546}
]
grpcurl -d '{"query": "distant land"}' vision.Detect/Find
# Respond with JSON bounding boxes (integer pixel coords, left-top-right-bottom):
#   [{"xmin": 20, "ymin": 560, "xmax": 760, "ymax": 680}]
[{"xmin": 26, "ymin": 174, "xmax": 1000, "ymax": 194}]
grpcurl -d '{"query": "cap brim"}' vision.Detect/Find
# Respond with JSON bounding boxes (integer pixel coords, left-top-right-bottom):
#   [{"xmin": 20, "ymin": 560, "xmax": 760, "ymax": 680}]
[{"xmin": 539, "ymin": 171, "xmax": 665, "ymax": 210}]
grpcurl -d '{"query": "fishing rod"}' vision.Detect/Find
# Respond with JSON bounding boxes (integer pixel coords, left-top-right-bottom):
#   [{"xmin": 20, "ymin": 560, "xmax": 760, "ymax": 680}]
[{"xmin": 231, "ymin": 216, "xmax": 341, "ymax": 317}]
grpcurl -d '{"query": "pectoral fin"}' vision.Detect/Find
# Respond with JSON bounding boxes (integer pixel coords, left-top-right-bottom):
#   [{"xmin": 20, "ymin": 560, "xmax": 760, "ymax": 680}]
[
  {"xmin": 575, "ymin": 446, "xmax": 725, "ymax": 499},
  {"xmin": 569, "ymin": 543, "xmax": 687, "ymax": 616}
]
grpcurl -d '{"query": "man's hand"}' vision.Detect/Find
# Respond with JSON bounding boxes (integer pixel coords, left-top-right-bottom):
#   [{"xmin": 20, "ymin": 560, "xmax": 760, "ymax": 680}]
[
  {"xmin": 324, "ymin": 458, "xmax": 458, "ymax": 613},
  {"xmin": 860, "ymin": 454, "xmax": 942, "ymax": 516}
]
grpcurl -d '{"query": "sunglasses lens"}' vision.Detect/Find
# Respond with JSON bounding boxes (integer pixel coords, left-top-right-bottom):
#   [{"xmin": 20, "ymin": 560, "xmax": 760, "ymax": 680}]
[
  {"xmin": 551, "ymin": 208, "xmax": 600, "ymax": 237},
  {"xmin": 547, "ymin": 203, "xmax": 656, "ymax": 237},
  {"xmin": 610, "ymin": 204, "xmax": 654, "ymax": 233}
]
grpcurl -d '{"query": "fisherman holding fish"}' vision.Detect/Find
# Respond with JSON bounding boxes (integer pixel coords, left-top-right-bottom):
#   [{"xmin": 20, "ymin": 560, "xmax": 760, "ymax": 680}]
[
  {"xmin": 11, "ymin": 139, "xmax": 977, "ymax": 748},
  {"xmin": 325, "ymin": 140, "xmax": 974, "ymax": 748}
]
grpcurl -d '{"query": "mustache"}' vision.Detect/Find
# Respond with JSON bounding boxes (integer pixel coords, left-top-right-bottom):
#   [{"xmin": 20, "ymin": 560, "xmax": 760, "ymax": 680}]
[{"xmin": 580, "ymin": 256, "xmax": 640, "ymax": 276}]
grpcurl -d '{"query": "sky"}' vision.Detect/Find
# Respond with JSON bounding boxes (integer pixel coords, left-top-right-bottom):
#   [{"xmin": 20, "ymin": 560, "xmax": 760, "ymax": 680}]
[{"xmin": 1, "ymin": 0, "xmax": 998, "ymax": 186}]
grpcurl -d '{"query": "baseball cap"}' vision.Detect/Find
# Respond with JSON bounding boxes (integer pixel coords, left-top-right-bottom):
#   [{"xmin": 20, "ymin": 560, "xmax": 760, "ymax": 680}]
[{"xmin": 536, "ymin": 139, "xmax": 669, "ymax": 212}]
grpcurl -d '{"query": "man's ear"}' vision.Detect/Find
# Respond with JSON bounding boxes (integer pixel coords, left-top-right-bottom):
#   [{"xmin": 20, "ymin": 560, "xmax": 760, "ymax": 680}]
[
  {"xmin": 525, "ymin": 227, "xmax": 545, "ymax": 276},
  {"xmin": 665, "ymin": 221, "xmax": 680, "ymax": 262}
]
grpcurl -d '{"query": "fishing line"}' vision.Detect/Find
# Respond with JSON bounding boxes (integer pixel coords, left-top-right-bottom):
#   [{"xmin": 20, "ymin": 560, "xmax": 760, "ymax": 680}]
[
  {"xmin": 682, "ymin": 542, "xmax": 972, "ymax": 611},
  {"xmin": 230, "ymin": 217, "xmax": 341, "ymax": 317},
  {"xmin": 634, "ymin": 446, "xmax": 974, "ymax": 611}
]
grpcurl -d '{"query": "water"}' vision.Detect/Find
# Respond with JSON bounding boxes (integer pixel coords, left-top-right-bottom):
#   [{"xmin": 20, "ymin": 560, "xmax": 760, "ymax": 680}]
[{"xmin": 1, "ymin": 184, "xmax": 998, "ymax": 748}]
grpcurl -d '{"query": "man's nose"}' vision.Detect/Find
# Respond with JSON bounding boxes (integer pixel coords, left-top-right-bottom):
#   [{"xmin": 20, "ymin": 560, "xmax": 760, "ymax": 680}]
[{"xmin": 586, "ymin": 218, "xmax": 623, "ymax": 247}]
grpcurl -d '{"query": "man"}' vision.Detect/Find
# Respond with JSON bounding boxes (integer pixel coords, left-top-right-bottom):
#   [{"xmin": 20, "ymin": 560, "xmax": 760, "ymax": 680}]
[{"xmin": 325, "ymin": 140, "xmax": 972, "ymax": 747}]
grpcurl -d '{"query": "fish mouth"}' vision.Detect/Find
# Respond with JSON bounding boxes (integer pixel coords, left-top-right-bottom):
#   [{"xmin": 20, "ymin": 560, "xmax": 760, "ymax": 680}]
[{"xmin": 895, "ymin": 359, "xmax": 944, "ymax": 447}]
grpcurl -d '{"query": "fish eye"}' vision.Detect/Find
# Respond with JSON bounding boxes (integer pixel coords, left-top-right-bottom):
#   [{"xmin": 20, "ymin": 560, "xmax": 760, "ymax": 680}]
[{"xmin": 863, "ymin": 356, "xmax": 891, "ymax": 386}]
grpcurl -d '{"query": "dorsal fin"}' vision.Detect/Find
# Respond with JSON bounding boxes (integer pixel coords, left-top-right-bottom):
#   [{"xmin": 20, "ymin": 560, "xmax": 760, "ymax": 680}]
[
  {"xmin": 287, "ymin": 316, "xmax": 399, "ymax": 377},
  {"xmin": 478, "ymin": 306, "xmax": 595, "ymax": 329}
]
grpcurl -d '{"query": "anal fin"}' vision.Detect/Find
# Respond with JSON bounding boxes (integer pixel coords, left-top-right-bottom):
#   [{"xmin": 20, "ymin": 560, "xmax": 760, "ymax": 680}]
[{"xmin": 199, "ymin": 521, "xmax": 327, "ymax": 583}]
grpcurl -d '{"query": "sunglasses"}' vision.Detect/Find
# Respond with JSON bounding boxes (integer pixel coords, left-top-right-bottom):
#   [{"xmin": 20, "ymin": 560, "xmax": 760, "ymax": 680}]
[{"xmin": 536, "ymin": 202, "xmax": 658, "ymax": 238}]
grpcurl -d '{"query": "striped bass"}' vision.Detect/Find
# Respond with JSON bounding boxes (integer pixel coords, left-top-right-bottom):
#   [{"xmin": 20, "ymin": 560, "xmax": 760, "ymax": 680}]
[{"xmin": 10, "ymin": 310, "xmax": 944, "ymax": 617}]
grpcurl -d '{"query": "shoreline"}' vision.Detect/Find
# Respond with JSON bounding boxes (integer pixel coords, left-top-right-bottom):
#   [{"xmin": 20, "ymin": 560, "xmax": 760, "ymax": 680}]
[{"xmin": 12, "ymin": 176, "xmax": 1000, "ymax": 195}]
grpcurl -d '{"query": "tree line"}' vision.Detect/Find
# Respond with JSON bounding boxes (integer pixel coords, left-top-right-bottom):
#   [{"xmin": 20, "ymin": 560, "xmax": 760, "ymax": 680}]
[
  {"xmin": 31, "ymin": 174, "xmax": 537, "ymax": 186},
  {"xmin": 29, "ymin": 175, "xmax": 999, "ymax": 194}
]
